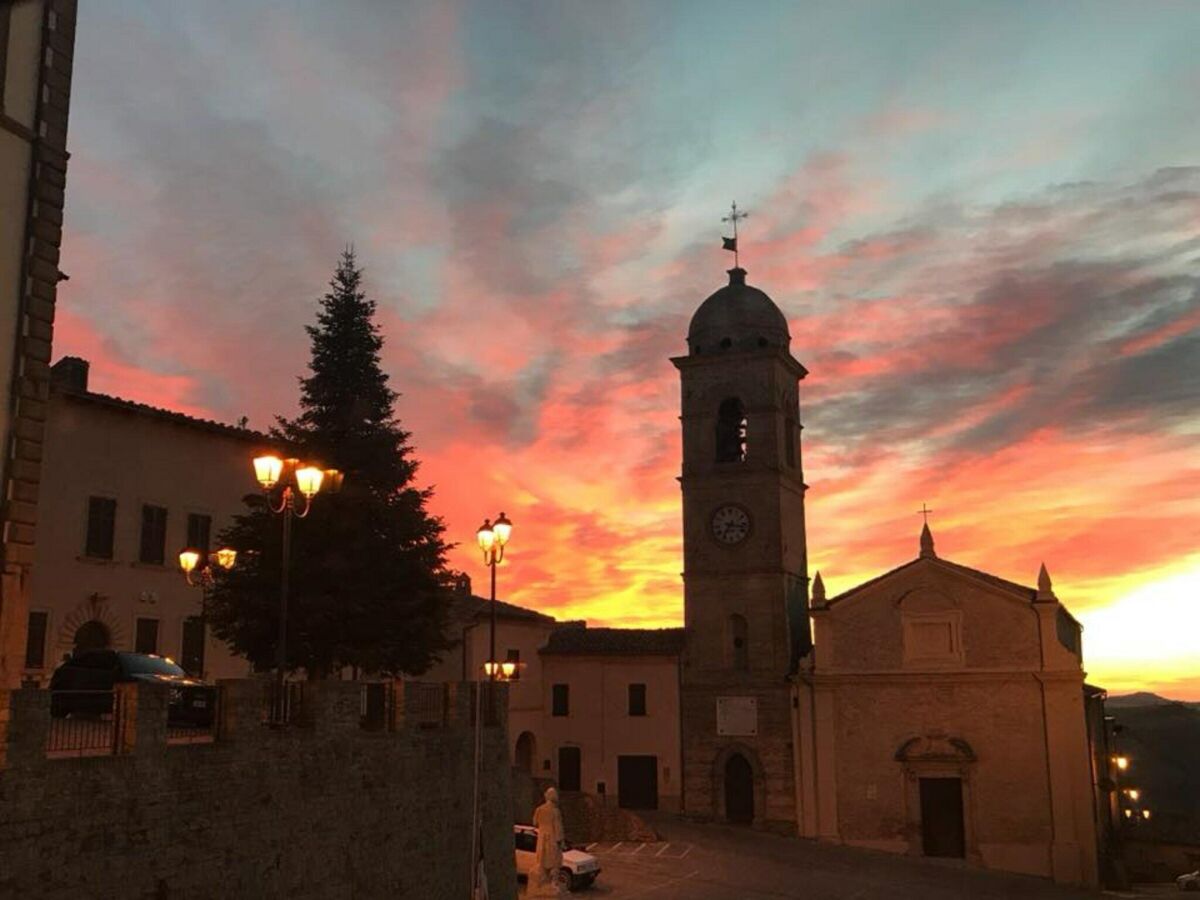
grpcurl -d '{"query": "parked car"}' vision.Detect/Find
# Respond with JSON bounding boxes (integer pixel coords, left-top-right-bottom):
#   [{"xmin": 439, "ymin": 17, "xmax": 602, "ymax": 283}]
[
  {"xmin": 1178, "ymin": 870, "xmax": 1200, "ymax": 891},
  {"xmin": 49, "ymin": 651, "xmax": 215, "ymax": 727},
  {"xmin": 513, "ymin": 824, "xmax": 601, "ymax": 892}
]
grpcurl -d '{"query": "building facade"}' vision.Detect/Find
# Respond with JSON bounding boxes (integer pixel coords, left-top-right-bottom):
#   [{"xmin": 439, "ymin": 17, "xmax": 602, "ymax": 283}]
[
  {"xmin": 24, "ymin": 357, "xmax": 263, "ymax": 684},
  {"xmin": 795, "ymin": 527, "xmax": 1100, "ymax": 885},
  {"xmin": 0, "ymin": 0, "xmax": 78, "ymax": 689}
]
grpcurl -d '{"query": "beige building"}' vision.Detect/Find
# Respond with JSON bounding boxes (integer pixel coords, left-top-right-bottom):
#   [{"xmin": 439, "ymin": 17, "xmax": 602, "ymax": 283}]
[
  {"xmin": 0, "ymin": 0, "xmax": 78, "ymax": 689},
  {"xmin": 24, "ymin": 357, "xmax": 263, "ymax": 683},
  {"xmin": 796, "ymin": 525, "xmax": 1099, "ymax": 885}
]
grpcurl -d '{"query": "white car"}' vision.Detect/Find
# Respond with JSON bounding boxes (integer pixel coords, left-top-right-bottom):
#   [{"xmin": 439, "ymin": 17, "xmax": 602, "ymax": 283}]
[
  {"xmin": 514, "ymin": 824, "xmax": 601, "ymax": 892},
  {"xmin": 1178, "ymin": 870, "xmax": 1200, "ymax": 892}
]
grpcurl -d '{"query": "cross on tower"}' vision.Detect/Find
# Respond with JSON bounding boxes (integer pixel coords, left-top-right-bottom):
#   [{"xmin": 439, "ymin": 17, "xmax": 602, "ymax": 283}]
[
  {"xmin": 917, "ymin": 503, "xmax": 933, "ymax": 525},
  {"xmin": 722, "ymin": 201, "xmax": 749, "ymax": 268}
]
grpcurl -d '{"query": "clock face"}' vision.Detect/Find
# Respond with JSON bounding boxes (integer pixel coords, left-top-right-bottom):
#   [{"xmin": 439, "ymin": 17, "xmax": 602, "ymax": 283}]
[{"xmin": 711, "ymin": 505, "xmax": 751, "ymax": 545}]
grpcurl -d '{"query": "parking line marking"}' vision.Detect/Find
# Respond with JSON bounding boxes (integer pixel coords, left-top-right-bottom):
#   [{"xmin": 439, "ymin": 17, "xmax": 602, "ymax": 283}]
[
  {"xmin": 678, "ymin": 844, "xmax": 692, "ymax": 859},
  {"xmin": 633, "ymin": 843, "xmax": 647, "ymax": 854},
  {"xmin": 611, "ymin": 841, "xmax": 624, "ymax": 852},
  {"xmin": 655, "ymin": 843, "xmax": 670, "ymax": 857},
  {"xmin": 585, "ymin": 842, "xmax": 597, "ymax": 850}
]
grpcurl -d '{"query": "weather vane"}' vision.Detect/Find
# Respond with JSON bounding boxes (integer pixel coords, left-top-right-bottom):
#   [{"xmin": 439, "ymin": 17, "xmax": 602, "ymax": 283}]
[{"xmin": 721, "ymin": 201, "xmax": 749, "ymax": 268}]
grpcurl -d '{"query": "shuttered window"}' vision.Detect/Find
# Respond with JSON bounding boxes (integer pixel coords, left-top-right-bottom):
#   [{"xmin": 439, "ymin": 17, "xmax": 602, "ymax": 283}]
[
  {"xmin": 85, "ymin": 497, "xmax": 116, "ymax": 559},
  {"xmin": 552, "ymin": 684, "xmax": 569, "ymax": 717},
  {"xmin": 186, "ymin": 513, "xmax": 211, "ymax": 555},
  {"xmin": 24, "ymin": 611, "xmax": 48, "ymax": 669},
  {"xmin": 135, "ymin": 618, "xmax": 159, "ymax": 655},
  {"xmin": 628, "ymin": 683, "xmax": 647, "ymax": 716},
  {"xmin": 139, "ymin": 505, "xmax": 168, "ymax": 565},
  {"xmin": 181, "ymin": 617, "xmax": 205, "ymax": 676}
]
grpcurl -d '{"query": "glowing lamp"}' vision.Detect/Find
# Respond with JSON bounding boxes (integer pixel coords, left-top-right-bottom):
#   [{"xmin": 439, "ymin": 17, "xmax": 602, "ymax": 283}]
[
  {"xmin": 1123, "ymin": 809, "xmax": 1133, "ymax": 819},
  {"xmin": 295, "ymin": 466, "xmax": 325, "ymax": 498},
  {"xmin": 501, "ymin": 660, "xmax": 517, "ymax": 679},
  {"xmin": 1115, "ymin": 755, "xmax": 1129, "ymax": 771},
  {"xmin": 1142, "ymin": 809, "xmax": 1151, "ymax": 820},
  {"xmin": 493, "ymin": 512, "xmax": 513, "ymax": 547},
  {"xmin": 178, "ymin": 549, "xmax": 200, "ymax": 574},
  {"xmin": 483, "ymin": 661, "xmax": 500, "ymax": 678},
  {"xmin": 477, "ymin": 519, "xmax": 495, "ymax": 554},
  {"xmin": 1126, "ymin": 788, "xmax": 1140, "ymax": 801},
  {"xmin": 215, "ymin": 547, "xmax": 237, "ymax": 570},
  {"xmin": 254, "ymin": 455, "xmax": 283, "ymax": 489},
  {"xmin": 324, "ymin": 469, "xmax": 344, "ymax": 494}
]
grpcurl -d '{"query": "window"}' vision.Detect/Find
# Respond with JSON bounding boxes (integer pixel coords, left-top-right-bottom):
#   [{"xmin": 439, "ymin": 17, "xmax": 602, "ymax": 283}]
[
  {"xmin": 139, "ymin": 505, "xmax": 168, "ymax": 564},
  {"xmin": 552, "ymin": 683, "xmax": 569, "ymax": 717},
  {"xmin": 628, "ymin": 683, "xmax": 647, "ymax": 716},
  {"xmin": 506, "ymin": 648, "xmax": 521, "ymax": 680},
  {"xmin": 85, "ymin": 496, "xmax": 116, "ymax": 559},
  {"xmin": 181, "ymin": 617, "xmax": 205, "ymax": 676},
  {"xmin": 24, "ymin": 611, "xmax": 48, "ymax": 669},
  {"xmin": 134, "ymin": 618, "xmax": 159, "ymax": 655},
  {"xmin": 729, "ymin": 614, "xmax": 748, "ymax": 671},
  {"xmin": 716, "ymin": 398, "xmax": 747, "ymax": 463},
  {"xmin": 186, "ymin": 513, "xmax": 212, "ymax": 555}
]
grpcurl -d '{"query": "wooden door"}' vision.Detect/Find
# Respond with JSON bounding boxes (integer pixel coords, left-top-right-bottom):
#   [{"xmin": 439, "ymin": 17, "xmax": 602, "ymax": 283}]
[
  {"xmin": 617, "ymin": 756, "xmax": 659, "ymax": 810},
  {"xmin": 919, "ymin": 777, "xmax": 966, "ymax": 858},
  {"xmin": 558, "ymin": 746, "xmax": 581, "ymax": 792}
]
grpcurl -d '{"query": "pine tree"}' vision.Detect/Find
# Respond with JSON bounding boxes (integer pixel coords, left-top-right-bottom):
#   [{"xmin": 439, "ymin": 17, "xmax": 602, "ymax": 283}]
[{"xmin": 207, "ymin": 249, "xmax": 452, "ymax": 677}]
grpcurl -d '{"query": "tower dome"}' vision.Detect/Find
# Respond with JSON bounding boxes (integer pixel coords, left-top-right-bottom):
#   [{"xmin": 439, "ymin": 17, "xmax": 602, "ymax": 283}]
[{"xmin": 687, "ymin": 267, "xmax": 790, "ymax": 355}]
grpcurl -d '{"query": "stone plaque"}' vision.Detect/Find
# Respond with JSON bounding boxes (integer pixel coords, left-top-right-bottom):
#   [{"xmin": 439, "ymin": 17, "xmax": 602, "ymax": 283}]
[{"xmin": 716, "ymin": 696, "xmax": 757, "ymax": 736}]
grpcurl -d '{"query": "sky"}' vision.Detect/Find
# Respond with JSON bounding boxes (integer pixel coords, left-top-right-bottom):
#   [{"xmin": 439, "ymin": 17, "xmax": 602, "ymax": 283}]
[{"xmin": 57, "ymin": 1, "xmax": 1200, "ymax": 698}]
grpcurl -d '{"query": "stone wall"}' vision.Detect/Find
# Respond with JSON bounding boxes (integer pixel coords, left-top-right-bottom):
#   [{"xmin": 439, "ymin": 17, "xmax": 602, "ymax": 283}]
[{"xmin": 0, "ymin": 679, "xmax": 516, "ymax": 900}]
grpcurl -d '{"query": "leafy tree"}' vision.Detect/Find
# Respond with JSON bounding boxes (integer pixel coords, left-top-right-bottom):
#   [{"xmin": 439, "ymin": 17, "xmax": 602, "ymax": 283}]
[{"xmin": 207, "ymin": 249, "xmax": 452, "ymax": 677}]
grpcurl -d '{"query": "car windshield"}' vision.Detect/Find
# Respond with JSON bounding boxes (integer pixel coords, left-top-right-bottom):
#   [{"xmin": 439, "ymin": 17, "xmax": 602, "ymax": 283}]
[{"xmin": 118, "ymin": 653, "xmax": 186, "ymax": 677}]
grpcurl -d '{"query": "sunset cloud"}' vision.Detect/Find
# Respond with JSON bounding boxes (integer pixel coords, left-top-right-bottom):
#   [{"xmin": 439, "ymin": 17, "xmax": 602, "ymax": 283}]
[{"xmin": 56, "ymin": 1, "xmax": 1200, "ymax": 698}]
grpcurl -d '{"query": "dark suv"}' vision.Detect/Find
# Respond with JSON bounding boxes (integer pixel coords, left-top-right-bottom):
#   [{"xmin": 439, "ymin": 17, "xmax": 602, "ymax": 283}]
[{"xmin": 49, "ymin": 651, "xmax": 215, "ymax": 727}]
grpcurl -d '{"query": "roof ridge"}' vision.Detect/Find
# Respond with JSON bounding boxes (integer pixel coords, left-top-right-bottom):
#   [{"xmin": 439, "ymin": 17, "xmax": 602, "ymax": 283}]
[{"xmin": 56, "ymin": 385, "xmax": 267, "ymax": 441}]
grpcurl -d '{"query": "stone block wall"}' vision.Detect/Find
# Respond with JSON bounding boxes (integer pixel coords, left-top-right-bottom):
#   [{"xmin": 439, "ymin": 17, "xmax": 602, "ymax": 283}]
[{"xmin": 0, "ymin": 679, "xmax": 516, "ymax": 900}]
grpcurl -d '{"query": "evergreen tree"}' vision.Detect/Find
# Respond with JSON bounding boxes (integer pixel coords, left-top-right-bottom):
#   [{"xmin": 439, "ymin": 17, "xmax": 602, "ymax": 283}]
[{"xmin": 207, "ymin": 249, "xmax": 452, "ymax": 677}]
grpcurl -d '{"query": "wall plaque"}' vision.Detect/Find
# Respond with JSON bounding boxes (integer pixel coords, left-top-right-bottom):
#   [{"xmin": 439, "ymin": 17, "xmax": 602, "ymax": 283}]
[{"xmin": 716, "ymin": 696, "xmax": 757, "ymax": 736}]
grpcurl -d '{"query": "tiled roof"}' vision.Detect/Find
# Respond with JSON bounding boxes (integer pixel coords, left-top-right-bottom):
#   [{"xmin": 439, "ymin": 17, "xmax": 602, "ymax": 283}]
[
  {"xmin": 455, "ymin": 594, "xmax": 558, "ymax": 624},
  {"xmin": 540, "ymin": 626, "xmax": 686, "ymax": 657},
  {"xmin": 55, "ymin": 385, "xmax": 268, "ymax": 443}
]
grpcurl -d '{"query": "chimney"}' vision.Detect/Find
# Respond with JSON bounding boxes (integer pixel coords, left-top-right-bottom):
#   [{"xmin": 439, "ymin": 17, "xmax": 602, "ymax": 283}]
[{"xmin": 51, "ymin": 357, "xmax": 89, "ymax": 392}]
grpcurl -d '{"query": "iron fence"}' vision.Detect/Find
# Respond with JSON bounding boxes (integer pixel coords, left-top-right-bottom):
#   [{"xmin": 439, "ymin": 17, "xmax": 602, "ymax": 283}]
[
  {"xmin": 46, "ymin": 690, "xmax": 121, "ymax": 757},
  {"xmin": 263, "ymin": 681, "xmax": 308, "ymax": 727},
  {"xmin": 360, "ymin": 681, "xmax": 393, "ymax": 732},
  {"xmin": 406, "ymin": 682, "xmax": 446, "ymax": 729},
  {"xmin": 166, "ymin": 687, "xmax": 219, "ymax": 745},
  {"xmin": 470, "ymin": 682, "xmax": 502, "ymax": 727}
]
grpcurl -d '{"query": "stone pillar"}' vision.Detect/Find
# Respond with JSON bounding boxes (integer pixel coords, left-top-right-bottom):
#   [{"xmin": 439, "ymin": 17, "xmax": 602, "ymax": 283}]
[{"xmin": 5, "ymin": 687, "xmax": 50, "ymax": 769}]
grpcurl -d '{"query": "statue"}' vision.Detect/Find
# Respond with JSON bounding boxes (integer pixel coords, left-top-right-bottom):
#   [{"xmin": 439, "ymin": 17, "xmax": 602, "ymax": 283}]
[{"xmin": 527, "ymin": 786, "xmax": 566, "ymax": 897}]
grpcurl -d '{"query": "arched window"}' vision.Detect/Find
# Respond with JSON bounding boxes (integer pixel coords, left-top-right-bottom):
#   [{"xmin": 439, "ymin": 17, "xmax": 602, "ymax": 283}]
[
  {"xmin": 73, "ymin": 620, "xmax": 110, "ymax": 654},
  {"xmin": 729, "ymin": 614, "xmax": 748, "ymax": 671},
  {"xmin": 716, "ymin": 398, "xmax": 747, "ymax": 463}
]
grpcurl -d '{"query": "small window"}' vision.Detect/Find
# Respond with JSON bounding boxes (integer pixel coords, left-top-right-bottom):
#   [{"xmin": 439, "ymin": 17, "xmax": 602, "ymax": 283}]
[
  {"xmin": 139, "ymin": 505, "xmax": 168, "ymax": 565},
  {"xmin": 628, "ymin": 683, "xmax": 647, "ymax": 716},
  {"xmin": 506, "ymin": 648, "xmax": 521, "ymax": 680},
  {"xmin": 181, "ymin": 617, "xmax": 205, "ymax": 676},
  {"xmin": 24, "ymin": 611, "xmax": 48, "ymax": 669},
  {"xmin": 85, "ymin": 496, "xmax": 116, "ymax": 559},
  {"xmin": 134, "ymin": 618, "xmax": 159, "ymax": 655},
  {"xmin": 552, "ymin": 683, "xmax": 569, "ymax": 717},
  {"xmin": 186, "ymin": 513, "xmax": 212, "ymax": 555},
  {"xmin": 729, "ymin": 614, "xmax": 749, "ymax": 671}
]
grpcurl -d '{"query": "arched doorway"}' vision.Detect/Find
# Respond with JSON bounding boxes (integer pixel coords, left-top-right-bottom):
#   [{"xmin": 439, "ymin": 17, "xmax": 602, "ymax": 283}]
[
  {"xmin": 724, "ymin": 753, "xmax": 754, "ymax": 824},
  {"xmin": 515, "ymin": 731, "xmax": 536, "ymax": 773},
  {"xmin": 73, "ymin": 620, "xmax": 110, "ymax": 654}
]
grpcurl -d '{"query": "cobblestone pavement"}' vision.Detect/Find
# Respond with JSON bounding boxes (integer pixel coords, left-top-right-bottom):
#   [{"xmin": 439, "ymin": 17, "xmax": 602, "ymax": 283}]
[{"xmin": 518, "ymin": 814, "xmax": 1169, "ymax": 899}]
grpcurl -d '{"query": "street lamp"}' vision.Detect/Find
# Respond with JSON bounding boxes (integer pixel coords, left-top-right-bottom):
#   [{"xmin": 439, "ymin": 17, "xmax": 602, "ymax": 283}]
[
  {"xmin": 476, "ymin": 511, "xmax": 513, "ymax": 682},
  {"xmin": 253, "ymin": 454, "xmax": 342, "ymax": 722},
  {"xmin": 178, "ymin": 547, "xmax": 237, "ymax": 588}
]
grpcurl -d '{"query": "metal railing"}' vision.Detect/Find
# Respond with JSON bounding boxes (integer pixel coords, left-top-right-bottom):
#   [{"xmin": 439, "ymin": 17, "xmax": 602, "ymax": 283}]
[
  {"xmin": 406, "ymin": 682, "xmax": 446, "ymax": 729},
  {"xmin": 263, "ymin": 681, "xmax": 308, "ymax": 727},
  {"xmin": 360, "ymin": 681, "xmax": 393, "ymax": 732},
  {"xmin": 166, "ymin": 687, "xmax": 219, "ymax": 745},
  {"xmin": 46, "ymin": 690, "xmax": 121, "ymax": 757},
  {"xmin": 470, "ymin": 682, "xmax": 502, "ymax": 727}
]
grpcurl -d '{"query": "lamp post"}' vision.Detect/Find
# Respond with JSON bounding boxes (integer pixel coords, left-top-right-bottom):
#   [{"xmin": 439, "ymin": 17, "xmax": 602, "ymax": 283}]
[
  {"xmin": 177, "ymin": 547, "xmax": 237, "ymax": 677},
  {"xmin": 475, "ymin": 512, "xmax": 513, "ymax": 681},
  {"xmin": 252, "ymin": 455, "xmax": 342, "ymax": 722}
]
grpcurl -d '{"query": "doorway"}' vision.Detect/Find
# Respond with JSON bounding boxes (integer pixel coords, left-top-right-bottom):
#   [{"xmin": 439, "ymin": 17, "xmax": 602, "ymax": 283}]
[
  {"xmin": 617, "ymin": 755, "xmax": 659, "ymax": 810},
  {"xmin": 558, "ymin": 746, "xmax": 581, "ymax": 792},
  {"xmin": 723, "ymin": 753, "xmax": 754, "ymax": 824},
  {"xmin": 919, "ymin": 777, "xmax": 966, "ymax": 858},
  {"xmin": 515, "ymin": 732, "xmax": 536, "ymax": 773}
]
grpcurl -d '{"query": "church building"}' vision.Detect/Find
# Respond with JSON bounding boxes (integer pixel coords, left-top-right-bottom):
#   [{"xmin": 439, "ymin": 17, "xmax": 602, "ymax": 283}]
[{"xmin": 668, "ymin": 262, "xmax": 1103, "ymax": 886}]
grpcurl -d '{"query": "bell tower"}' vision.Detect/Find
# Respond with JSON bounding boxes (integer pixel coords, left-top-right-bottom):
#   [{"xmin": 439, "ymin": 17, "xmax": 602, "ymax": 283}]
[{"xmin": 671, "ymin": 264, "xmax": 809, "ymax": 829}]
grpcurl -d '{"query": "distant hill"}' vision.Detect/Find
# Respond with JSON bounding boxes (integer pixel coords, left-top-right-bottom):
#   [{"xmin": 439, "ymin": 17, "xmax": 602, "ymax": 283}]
[
  {"xmin": 1106, "ymin": 692, "xmax": 1200, "ymax": 712},
  {"xmin": 1109, "ymin": 700, "xmax": 1200, "ymax": 844}
]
